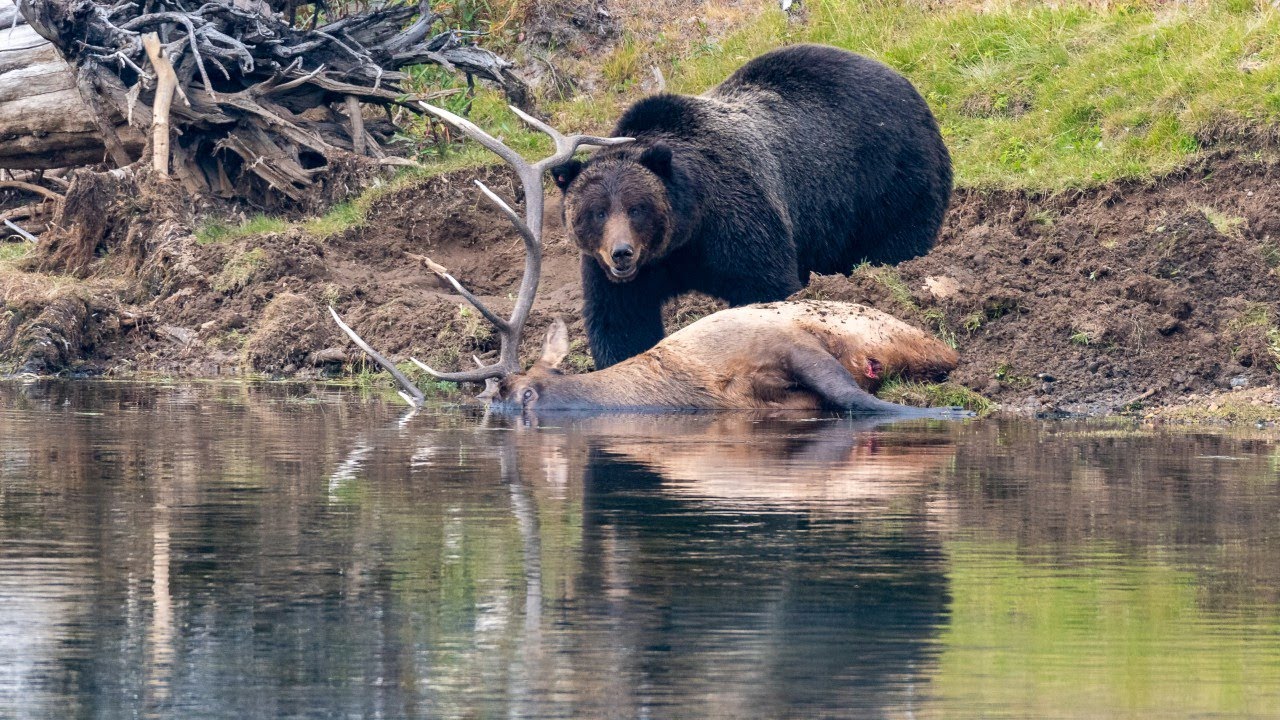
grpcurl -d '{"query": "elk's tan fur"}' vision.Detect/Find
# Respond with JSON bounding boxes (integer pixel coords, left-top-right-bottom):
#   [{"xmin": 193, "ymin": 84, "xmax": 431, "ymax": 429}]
[{"xmin": 502, "ymin": 300, "xmax": 958, "ymax": 411}]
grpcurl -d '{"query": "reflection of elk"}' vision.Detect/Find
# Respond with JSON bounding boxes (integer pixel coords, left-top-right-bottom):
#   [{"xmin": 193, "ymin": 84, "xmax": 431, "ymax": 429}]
[
  {"xmin": 331, "ymin": 104, "xmax": 966, "ymax": 417},
  {"xmin": 542, "ymin": 413, "xmax": 957, "ymax": 511}
]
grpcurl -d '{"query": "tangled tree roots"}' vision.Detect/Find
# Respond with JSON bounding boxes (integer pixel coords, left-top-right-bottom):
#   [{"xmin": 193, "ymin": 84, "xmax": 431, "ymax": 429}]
[
  {"xmin": 34, "ymin": 169, "xmax": 132, "ymax": 276},
  {"xmin": 15, "ymin": 0, "xmax": 529, "ymax": 207}
]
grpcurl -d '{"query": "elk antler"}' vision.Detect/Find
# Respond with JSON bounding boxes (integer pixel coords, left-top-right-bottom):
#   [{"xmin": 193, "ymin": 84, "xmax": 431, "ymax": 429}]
[
  {"xmin": 329, "ymin": 105, "xmax": 632, "ymax": 403},
  {"xmin": 407, "ymin": 102, "xmax": 633, "ymax": 384}
]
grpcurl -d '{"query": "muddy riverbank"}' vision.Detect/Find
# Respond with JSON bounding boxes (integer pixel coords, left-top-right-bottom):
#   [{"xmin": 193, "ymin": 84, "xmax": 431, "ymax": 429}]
[{"xmin": 2, "ymin": 150, "xmax": 1278, "ymax": 417}]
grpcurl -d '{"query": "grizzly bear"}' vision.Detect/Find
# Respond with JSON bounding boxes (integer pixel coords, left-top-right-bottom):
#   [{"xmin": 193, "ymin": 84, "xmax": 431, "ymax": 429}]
[{"xmin": 552, "ymin": 44, "xmax": 952, "ymax": 368}]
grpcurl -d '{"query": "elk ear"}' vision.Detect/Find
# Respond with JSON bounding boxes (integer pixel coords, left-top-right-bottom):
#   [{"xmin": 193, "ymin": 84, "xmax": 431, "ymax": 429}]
[
  {"xmin": 551, "ymin": 160, "xmax": 583, "ymax": 192},
  {"xmin": 536, "ymin": 318, "xmax": 571, "ymax": 369},
  {"xmin": 638, "ymin": 143, "xmax": 673, "ymax": 180}
]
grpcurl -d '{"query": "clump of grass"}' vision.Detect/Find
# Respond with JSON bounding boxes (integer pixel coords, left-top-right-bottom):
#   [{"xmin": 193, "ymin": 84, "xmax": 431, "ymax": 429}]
[
  {"xmin": 196, "ymin": 215, "xmax": 288, "ymax": 244},
  {"xmin": 961, "ymin": 299, "xmax": 1020, "ymax": 335},
  {"xmin": 603, "ymin": 37, "xmax": 644, "ymax": 92},
  {"xmin": 852, "ymin": 263, "xmax": 917, "ymax": 310},
  {"xmin": 212, "ymin": 329, "xmax": 248, "ymax": 351},
  {"xmin": 922, "ymin": 307, "xmax": 958, "ymax": 349},
  {"xmin": 457, "ymin": 305, "xmax": 494, "ymax": 345},
  {"xmin": 213, "ymin": 247, "xmax": 268, "ymax": 292},
  {"xmin": 1198, "ymin": 205, "xmax": 1247, "ymax": 238},
  {"xmin": 878, "ymin": 379, "xmax": 995, "ymax": 415},
  {"xmin": 0, "ymin": 242, "xmax": 31, "ymax": 266},
  {"xmin": 1230, "ymin": 302, "xmax": 1273, "ymax": 331},
  {"xmin": 993, "ymin": 362, "xmax": 1035, "ymax": 387},
  {"xmin": 338, "ymin": 359, "xmax": 460, "ymax": 402},
  {"xmin": 1261, "ymin": 243, "xmax": 1280, "ymax": 269},
  {"xmin": 563, "ymin": 339, "xmax": 595, "ymax": 373},
  {"xmin": 302, "ymin": 201, "xmax": 363, "ymax": 238},
  {"xmin": 1070, "ymin": 330, "xmax": 1093, "ymax": 346}
]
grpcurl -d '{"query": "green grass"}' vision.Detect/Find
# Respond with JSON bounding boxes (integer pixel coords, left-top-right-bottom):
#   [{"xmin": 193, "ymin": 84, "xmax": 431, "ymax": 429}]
[
  {"xmin": 193, "ymin": 2, "xmax": 1280, "ymax": 238},
  {"xmin": 401, "ymin": 0, "xmax": 1280, "ymax": 192},
  {"xmin": 0, "ymin": 242, "xmax": 31, "ymax": 266},
  {"xmin": 852, "ymin": 263, "xmax": 917, "ymax": 309},
  {"xmin": 665, "ymin": 0, "xmax": 1280, "ymax": 189},
  {"xmin": 878, "ymin": 379, "xmax": 995, "ymax": 415},
  {"xmin": 342, "ymin": 360, "xmax": 464, "ymax": 403},
  {"xmin": 213, "ymin": 248, "xmax": 268, "ymax": 293},
  {"xmin": 196, "ymin": 215, "xmax": 289, "ymax": 244},
  {"xmin": 1230, "ymin": 301, "xmax": 1273, "ymax": 330},
  {"xmin": 1198, "ymin": 204, "xmax": 1247, "ymax": 238}
]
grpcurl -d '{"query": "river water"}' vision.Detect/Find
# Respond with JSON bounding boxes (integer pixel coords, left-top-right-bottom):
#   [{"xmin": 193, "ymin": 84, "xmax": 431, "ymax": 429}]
[{"xmin": 1, "ymin": 381, "xmax": 1278, "ymax": 719}]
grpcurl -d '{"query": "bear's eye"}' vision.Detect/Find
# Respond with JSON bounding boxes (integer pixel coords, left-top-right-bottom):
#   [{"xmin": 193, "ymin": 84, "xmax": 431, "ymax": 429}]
[
  {"xmin": 627, "ymin": 206, "xmax": 644, "ymax": 219},
  {"xmin": 593, "ymin": 209, "xmax": 607, "ymax": 222}
]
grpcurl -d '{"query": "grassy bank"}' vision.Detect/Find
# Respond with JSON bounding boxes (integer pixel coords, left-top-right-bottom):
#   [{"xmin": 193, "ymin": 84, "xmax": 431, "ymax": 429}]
[
  {"xmin": 202, "ymin": 0, "xmax": 1280, "ymax": 241},
  {"xmin": 476, "ymin": 0, "xmax": 1280, "ymax": 190},
  {"xmin": 662, "ymin": 0, "xmax": 1280, "ymax": 188}
]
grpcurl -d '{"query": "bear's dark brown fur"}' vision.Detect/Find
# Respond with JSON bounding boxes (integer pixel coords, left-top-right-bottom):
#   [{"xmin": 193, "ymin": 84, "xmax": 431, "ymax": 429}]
[{"xmin": 553, "ymin": 44, "xmax": 952, "ymax": 368}]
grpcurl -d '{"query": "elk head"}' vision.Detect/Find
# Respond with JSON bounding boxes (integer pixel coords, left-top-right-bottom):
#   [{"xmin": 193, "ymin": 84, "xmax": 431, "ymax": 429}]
[{"xmin": 329, "ymin": 103, "xmax": 632, "ymax": 407}]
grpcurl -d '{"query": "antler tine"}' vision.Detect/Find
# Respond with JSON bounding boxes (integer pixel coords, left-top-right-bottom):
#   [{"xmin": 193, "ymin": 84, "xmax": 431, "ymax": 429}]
[
  {"xmin": 329, "ymin": 306, "xmax": 426, "ymax": 407},
  {"xmin": 419, "ymin": 102, "xmax": 533, "ymax": 181},
  {"xmin": 506, "ymin": 104, "xmax": 566, "ymax": 144},
  {"xmin": 412, "ymin": 253, "xmax": 511, "ymax": 333},
  {"xmin": 409, "ymin": 358, "xmax": 507, "ymax": 383},
  {"xmin": 506, "ymin": 105, "xmax": 634, "ymax": 170},
  {"xmin": 474, "ymin": 180, "xmax": 536, "ymax": 251}
]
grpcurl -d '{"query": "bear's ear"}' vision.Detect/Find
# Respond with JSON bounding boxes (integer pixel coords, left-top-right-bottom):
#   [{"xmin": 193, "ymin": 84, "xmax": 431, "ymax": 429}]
[
  {"xmin": 551, "ymin": 160, "xmax": 583, "ymax": 192},
  {"xmin": 638, "ymin": 143, "xmax": 674, "ymax": 180}
]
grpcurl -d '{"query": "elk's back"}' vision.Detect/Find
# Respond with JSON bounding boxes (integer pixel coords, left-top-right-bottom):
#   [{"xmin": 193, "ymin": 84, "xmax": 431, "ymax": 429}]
[{"xmin": 660, "ymin": 301, "xmax": 958, "ymax": 386}]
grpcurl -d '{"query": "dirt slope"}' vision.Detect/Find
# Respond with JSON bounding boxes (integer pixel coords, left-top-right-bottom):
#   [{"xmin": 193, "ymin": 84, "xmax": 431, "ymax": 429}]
[
  {"xmin": 801, "ymin": 151, "xmax": 1280, "ymax": 415},
  {"xmin": 2, "ymin": 151, "xmax": 1278, "ymax": 416}
]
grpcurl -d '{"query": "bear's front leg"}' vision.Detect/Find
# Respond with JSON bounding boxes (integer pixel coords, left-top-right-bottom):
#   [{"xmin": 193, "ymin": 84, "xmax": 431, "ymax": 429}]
[{"xmin": 581, "ymin": 255, "xmax": 674, "ymax": 369}]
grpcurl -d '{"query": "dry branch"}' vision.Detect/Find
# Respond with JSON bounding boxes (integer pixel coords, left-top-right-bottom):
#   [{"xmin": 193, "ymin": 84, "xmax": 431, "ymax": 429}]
[
  {"xmin": 140, "ymin": 33, "xmax": 178, "ymax": 177},
  {"xmin": 0, "ymin": 180, "xmax": 63, "ymax": 201}
]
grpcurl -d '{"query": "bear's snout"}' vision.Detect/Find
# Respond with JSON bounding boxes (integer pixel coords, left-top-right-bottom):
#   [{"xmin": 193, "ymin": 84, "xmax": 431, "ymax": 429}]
[
  {"xmin": 599, "ymin": 214, "xmax": 641, "ymax": 281},
  {"xmin": 610, "ymin": 242, "xmax": 636, "ymax": 270}
]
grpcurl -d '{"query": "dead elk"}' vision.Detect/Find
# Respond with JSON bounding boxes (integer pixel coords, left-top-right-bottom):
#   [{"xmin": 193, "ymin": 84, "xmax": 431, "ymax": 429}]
[{"xmin": 329, "ymin": 104, "xmax": 969, "ymax": 418}]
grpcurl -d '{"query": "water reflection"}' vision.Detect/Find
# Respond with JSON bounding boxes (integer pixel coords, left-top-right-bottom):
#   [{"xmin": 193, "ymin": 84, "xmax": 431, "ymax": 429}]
[{"xmin": 1, "ymin": 382, "xmax": 1278, "ymax": 719}]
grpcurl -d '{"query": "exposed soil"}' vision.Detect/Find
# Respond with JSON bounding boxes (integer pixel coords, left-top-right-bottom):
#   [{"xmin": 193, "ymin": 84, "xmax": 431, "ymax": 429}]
[
  {"xmin": 2, "ymin": 150, "xmax": 1279, "ymax": 416},
  {"xmin": 800, "ymin": 150, "xmax": 1280, "ymax": 415}
]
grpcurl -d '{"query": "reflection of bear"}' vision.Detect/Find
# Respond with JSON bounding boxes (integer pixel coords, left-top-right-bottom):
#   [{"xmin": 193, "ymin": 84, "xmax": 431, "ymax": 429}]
[{"xmin": 553, "ymin": 44, "xmax": 953, "ymax": 368}]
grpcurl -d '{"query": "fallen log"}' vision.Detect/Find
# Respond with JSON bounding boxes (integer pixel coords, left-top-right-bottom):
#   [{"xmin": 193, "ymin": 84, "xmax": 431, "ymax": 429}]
[
  {"xmin": 6, "ymin": 0, "xmax": 529, "ymax": 206},
  {"xmin": 0, "ymin": 0, "xmax": 143, "ymax": 169}
]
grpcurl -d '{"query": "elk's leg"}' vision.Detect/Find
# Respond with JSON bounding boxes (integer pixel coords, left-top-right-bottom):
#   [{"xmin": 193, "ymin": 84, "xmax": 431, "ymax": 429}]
[{"xmin": 788, "ymin": 346, "xmax": 964, "ymax": 417}]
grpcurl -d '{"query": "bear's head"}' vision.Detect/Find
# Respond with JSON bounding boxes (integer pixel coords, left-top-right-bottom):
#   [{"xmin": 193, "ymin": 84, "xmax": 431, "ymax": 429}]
[{"xmin": 551, "ymin": 143, "xmax": 674, "ymax": 283}]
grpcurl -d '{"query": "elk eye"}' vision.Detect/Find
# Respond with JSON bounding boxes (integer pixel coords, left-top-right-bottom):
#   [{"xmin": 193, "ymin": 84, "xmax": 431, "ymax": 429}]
[{"xmin": 521, "ymin": 388, "xmax": 535, "ymax": 404}]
